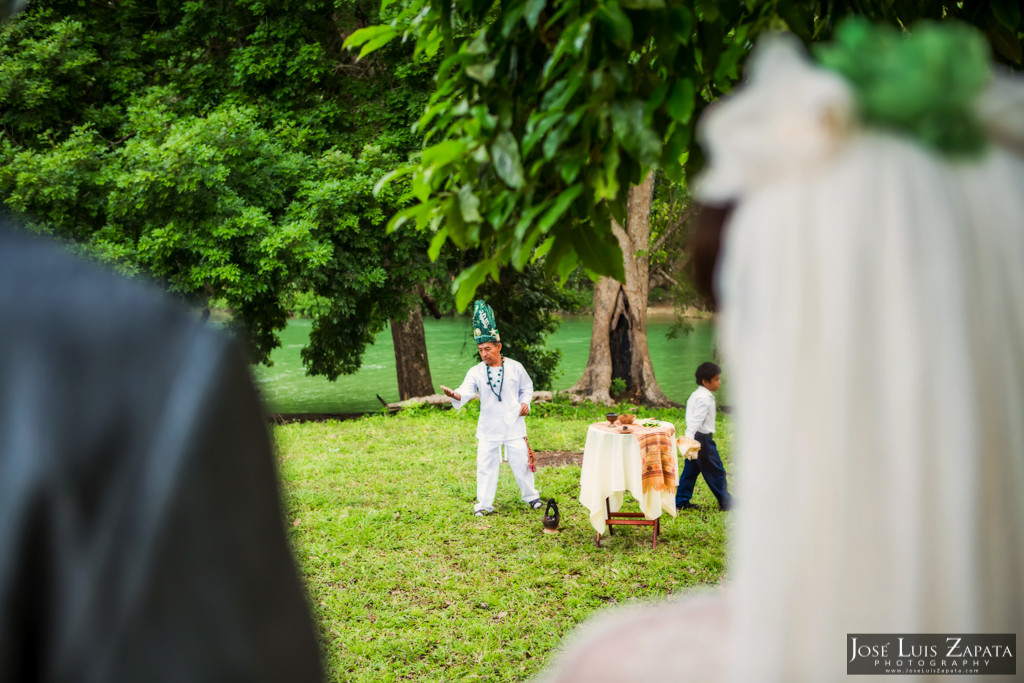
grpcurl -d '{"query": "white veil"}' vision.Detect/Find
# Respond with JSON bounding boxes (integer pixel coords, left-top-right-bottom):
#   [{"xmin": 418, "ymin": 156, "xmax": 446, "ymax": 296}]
[
  {"xmin": 537, "ymin": 33, "xmax": 1024, "ymax": 683},
  {"xmin": 702, "ymin": 36, "xmax": 1024, "ymax": 682}
]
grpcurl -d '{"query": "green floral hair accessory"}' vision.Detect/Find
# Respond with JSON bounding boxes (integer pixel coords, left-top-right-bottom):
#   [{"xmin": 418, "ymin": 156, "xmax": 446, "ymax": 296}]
[{"xmin": 814, "ymin": 18, "xmax": 991, "ymax": 157}]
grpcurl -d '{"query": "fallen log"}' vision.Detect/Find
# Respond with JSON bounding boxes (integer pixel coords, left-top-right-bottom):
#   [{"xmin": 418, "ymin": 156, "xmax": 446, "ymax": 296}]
[
  {"xmin": 384, "ymin": 393, "xmax": 452, "ymax": 411},
  {"xmin": 383, "ymin": 390, "xmax": 559, "ymax": 412}
]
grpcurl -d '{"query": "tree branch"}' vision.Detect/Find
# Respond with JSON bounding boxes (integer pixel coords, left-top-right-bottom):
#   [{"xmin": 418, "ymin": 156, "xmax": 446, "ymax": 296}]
[
  {"xmin": 419, "ymin": 289, "xmax": 442, "ymax": 319},
  {"xmin": 652, "ymin": 205, "xmax": 698, "ymax": 253},
  {"xmin": 649, "ymin": 267, "xmax": 678, "ymax": 291}
]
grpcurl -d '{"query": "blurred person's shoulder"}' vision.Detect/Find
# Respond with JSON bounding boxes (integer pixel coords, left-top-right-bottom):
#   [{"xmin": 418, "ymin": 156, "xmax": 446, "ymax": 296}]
[{"xmin": 0, "ymin": 220, "xmax": 247, "ymax": 464}]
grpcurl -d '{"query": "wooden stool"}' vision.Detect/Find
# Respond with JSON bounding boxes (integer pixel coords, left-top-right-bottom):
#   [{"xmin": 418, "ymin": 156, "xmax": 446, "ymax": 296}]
[{"xmin": 595, "ymin": 498, "xmax": 661, "ymax": 549}]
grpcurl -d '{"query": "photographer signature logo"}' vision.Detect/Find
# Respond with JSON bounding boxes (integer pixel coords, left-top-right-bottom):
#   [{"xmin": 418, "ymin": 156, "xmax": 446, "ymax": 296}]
[{"xmin": 847, "ymin": 634, "xmax": 1015, "ymax": 675}]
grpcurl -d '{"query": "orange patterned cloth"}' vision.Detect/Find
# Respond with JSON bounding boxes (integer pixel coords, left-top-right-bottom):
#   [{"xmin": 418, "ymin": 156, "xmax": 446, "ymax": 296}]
[
  {"xmin": 637, "ymin": 429, "xmax": 677, "ymax": 494},
  {"xmin": 589, "ymin": 421, "xmax": 678, "ymax": 493}
]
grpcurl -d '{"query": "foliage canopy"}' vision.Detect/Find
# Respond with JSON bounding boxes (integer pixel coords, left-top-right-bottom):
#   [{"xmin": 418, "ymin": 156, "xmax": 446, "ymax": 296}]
[
  {"xmin": 0, "ymin": 0, "xmax": 440, "ymax": 368},
  {"xmin": 347, "ymin": 0, "xmax": 1023, "ymax": 307}
]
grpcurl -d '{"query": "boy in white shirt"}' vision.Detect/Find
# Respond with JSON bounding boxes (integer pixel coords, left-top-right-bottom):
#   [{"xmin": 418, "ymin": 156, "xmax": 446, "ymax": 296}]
[{"xmin": 675, "ymin": 362, "xmax": 733, "ymax": 511}]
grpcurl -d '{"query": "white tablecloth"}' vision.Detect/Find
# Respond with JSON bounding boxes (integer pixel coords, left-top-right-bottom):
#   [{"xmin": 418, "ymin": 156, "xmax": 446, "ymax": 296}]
[{"xmin": 579, "ymin": 420, "xmax": 680, "ymax": 534}]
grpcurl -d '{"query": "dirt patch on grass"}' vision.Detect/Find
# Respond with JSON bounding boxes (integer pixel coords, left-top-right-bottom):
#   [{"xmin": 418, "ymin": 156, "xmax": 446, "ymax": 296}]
[{"xmin": 534, "ymin": 450, "xmax": 583, "ymax": 467}]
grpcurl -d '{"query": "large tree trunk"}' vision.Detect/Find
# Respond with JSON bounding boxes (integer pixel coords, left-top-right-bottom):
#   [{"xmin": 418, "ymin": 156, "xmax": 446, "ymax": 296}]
[
  {"xmin": 390, "ymin": 303, "xmax": 434, "ymax": 400},
  {"xmin": 570, "ymin": 173, "xmax": 674, "ymax": 406}
]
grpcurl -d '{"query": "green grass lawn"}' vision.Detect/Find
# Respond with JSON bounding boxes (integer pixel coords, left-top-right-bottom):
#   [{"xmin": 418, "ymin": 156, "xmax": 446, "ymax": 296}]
[{"xmin": 274, "ymin": 401, "xmax": 732, "ymax": 682}]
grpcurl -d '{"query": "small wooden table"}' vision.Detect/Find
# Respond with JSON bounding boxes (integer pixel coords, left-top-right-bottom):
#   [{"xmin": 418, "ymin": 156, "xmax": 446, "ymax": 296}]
[{"xmin": 579, "ymin": 420, "xmax": 679, "ymax": 549}]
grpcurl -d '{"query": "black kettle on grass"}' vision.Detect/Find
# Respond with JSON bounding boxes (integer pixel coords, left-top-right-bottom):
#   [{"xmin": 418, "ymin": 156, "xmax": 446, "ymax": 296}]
[{"xmin": 542, "ymin": 499, "xmax": 560, "ymax": 533}]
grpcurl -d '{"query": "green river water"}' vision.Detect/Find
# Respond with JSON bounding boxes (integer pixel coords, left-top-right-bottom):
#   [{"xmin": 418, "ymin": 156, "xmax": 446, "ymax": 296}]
[{"xmin": 253, "ymin": 314, "xmax": 722, "ymax": 414}]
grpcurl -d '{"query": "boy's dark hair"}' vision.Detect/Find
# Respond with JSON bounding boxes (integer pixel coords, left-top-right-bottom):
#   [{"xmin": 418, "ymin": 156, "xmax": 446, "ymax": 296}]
[{"xmin": 695, "ymin": 361, "xmax": 721, "ymax": 386}]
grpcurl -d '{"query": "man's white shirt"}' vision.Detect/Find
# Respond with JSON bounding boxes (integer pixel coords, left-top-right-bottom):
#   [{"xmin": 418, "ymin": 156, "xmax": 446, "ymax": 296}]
[
  {"xmin": 452, "ymin": 358, "xmax": 533, "ymax": 441},
  {"xmin": 684, "ymin": 385, "xmax": 716, "ymax": 438}
]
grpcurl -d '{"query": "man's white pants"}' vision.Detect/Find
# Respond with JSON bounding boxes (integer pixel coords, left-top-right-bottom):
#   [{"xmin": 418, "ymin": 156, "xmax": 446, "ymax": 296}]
[{"xmin": 475, "ymin": 439, "xmax": 539, "ymax": 513}]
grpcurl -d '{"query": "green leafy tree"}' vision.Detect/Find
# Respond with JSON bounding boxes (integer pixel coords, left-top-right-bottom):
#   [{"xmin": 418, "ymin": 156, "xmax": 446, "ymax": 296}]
[
  {"xmin": 1, "ymin": 0, "xmax": 580, "ymax": 398},
  {"xmin": 348, "ymin": 0, "xmax": 1021, "ymax": 403},
  {"xmin": 293, "ymin": 144, "xmax": 448, "ymax": 381},
  {"xmin": 349, "ymin": 0, "xmax": 762, "ymax": 306},
  {"xmin": 1, "ymin": 82, "xmax": 328, "ymax": 363},
  {"xmin": 1, "ymin": 0, "xmax": 424, "ymax": 366},
  {"xmin": 350, "ymin": 1, "xmax": 1020, "ymax": 292}
]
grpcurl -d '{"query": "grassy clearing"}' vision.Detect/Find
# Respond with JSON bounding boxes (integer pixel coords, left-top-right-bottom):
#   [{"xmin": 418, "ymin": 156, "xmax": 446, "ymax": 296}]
[{"xmin": 275, "ymin": 400, "xmax": 732, "ymax": 682}]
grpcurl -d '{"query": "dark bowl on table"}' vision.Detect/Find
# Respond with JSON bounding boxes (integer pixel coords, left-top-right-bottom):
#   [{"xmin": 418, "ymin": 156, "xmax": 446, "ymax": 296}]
[{"xmin": 605, "ymin": 412, "xmax": 618, "ymax": 424}]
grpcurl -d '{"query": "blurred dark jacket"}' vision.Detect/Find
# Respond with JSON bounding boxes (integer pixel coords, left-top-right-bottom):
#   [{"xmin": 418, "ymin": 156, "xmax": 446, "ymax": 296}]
[{"xmin": 0, "ymin": 222, "xmax": 322, "ymax": 682}]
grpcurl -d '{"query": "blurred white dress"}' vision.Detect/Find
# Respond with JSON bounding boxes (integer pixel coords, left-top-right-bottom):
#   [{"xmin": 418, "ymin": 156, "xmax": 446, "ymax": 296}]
[
  {"xmin": 539, "ymin": 36, "xmax": 1024, "ymax": 683},
  {"xmin": 702, "ymin": 37, "xmax": 1024, "ymax": 682}
]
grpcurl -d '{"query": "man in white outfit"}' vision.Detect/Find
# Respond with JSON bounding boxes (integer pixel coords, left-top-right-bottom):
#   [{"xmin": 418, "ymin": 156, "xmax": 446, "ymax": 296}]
[{"xmin": 441, "ymin": 300, "xmax": 543, "ymax": 516}]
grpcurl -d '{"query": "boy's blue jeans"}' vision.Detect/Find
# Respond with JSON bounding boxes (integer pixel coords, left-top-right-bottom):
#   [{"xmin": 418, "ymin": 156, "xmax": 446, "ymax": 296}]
[{"xmin": 675, "ymin": 431, "xmax": 732, "ymax": 510}]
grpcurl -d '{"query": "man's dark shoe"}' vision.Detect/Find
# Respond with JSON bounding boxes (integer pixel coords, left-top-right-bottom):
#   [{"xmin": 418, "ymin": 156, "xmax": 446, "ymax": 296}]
[{"xmin": 678, "ymin": 502, "xmax": 701, "ymax": 511}]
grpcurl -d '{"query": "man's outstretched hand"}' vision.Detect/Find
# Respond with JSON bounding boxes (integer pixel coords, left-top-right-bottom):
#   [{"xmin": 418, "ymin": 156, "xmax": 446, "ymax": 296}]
[{"xmin": 439, "ymin": 387, "xmax": 527, "ymax": 416}]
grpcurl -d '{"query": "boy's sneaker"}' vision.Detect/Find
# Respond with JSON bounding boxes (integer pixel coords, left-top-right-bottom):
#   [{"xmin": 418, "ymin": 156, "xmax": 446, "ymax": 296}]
[
  {"xmin": 474, "ymin": 509, "xmax": 489, "ymax": 517},
  {"xmin": 529, "ymin": 499, "xmax": 544, "ymax": 510}
]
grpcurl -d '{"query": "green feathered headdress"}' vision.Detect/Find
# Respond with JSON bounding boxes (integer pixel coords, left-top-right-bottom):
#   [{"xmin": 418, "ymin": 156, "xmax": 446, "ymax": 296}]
[{"xmin": 472, "ymin": 300, "xmax": 500, "ymax": 344}]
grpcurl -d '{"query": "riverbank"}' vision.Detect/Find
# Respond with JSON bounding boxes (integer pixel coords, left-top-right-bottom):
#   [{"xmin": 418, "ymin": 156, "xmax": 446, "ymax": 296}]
[{"xmin": 254, "ymin": 315, "xmax": 724, "ymax": 415}]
